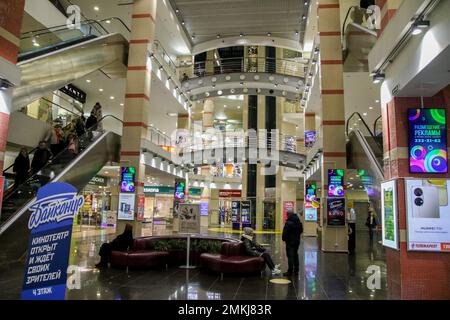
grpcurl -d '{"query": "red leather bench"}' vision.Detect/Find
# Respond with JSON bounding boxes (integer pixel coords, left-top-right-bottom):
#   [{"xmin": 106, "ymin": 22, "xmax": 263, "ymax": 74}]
[
  {"xmin": 200, "ymin": 242, "xmax": 265, "ymax": 279},
  {"xmin": 110, "ymin": 237, "xmax": 169, "ymax": 270}
]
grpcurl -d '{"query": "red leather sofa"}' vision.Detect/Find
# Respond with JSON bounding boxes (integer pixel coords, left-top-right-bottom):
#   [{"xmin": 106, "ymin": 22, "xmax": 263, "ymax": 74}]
[
  {"xmin": 110, "ymin": 236, "xmax": 237, "ymax": 270},
  {"xmin": 200, "ymin": 242, "xmax": 265, "ymax": 278}
]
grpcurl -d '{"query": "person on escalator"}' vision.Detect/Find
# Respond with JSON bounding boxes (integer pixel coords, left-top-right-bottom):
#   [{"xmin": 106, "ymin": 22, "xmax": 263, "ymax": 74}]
[
  {"xmin": 31, "ymin": 141, "xmax": 52, "ymax": 174},
  {"xmin": 95, "ymin": 223, "xmax": 134, "ymax": 268},
  {"xmin": 13, "ymin": 147, "xmax": 30, "ymax": 188},
  {"xmin": 66, "ymin": 133, "xmax": 79, "ymax": 158},
  {"xmin": 50, "ymin": 124, "xmax": 64, "ymax": 156},
  {"xmin": 91, "ymin": 102, "xmax": 103, "ymax": 131},
  {"xmin": 241, "ymin": 227, "xmax": 281, "ymax": 276}
]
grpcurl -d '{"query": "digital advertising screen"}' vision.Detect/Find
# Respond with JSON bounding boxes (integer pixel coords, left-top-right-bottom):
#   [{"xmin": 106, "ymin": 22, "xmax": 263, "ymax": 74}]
[
  {"xmin": 328, "ymin": 169, "xmax": 345, "ymax": 197},
  {"xmin": 381, "ymin": 180, "xmax": 398, "ymax": 250},
  {"xmin": 406, "ymin": 179, "xmax": 450, "ymax": 252},
  {"xmin": 120, "ymin": 167, "xmax": 136, "ymax": 193},
  {"xmin": 174, "ymin": 179, "xmax": 186, "ymax": 200},
  {"xmin": 408, "ymin": 108, "xmax": 447, "ymax": 173},
  {"xmin": 118, "ymin": 193, "xmax": 135, "ymax": 221},
  {"xmin": 241, "ymin": 201, "xmax": 251, "ymax": 227},
  {"xmin": 304, "ymin": 131, "xmax": 316, "ymax": 148},
  {"xmin": 327, "ymin": 198, "xmax": 346, "ymax": 226},
  {"xmin": 304, "ymin": 208, "xmax": 317, "ymax": 222},
  {"xmin": 305, "ymin": 184, "xmax": 317, "ymax": 202}
]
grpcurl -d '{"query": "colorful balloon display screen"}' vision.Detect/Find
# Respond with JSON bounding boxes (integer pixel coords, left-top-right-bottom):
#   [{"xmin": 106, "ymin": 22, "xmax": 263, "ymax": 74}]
[
  {"xmin": 408, "ymin": 109, "xmax": 447, "ymax": 173},
  {"xmin": 328, "ymin": 169, "xmax": 344, "ymax": 197},
  {"xmin": 305, "ymin": 184, "xmax": 317, "ymax": 202},
  {"xmin": 120, "ymin": 167, "xmax": 135, "ymax": 193}
]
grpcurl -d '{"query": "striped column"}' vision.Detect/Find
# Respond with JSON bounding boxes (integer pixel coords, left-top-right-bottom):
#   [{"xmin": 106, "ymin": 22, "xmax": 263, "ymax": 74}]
[
  {"xmin": 201, "ymin": 99, "xmax": 214, "ymax": 176},
  {"xmin": 376, "ymin": 0, "xmax": 402, "ymax": 36},
  {"xmin": 382, "ymin": 86, "xmax": 450, "ymax": 299},
  {"xmin": 318, "ymin": 0, "xmax": 348, "ymax": 252},
  {"xmin": 119, "ymin": 0, "xmax": 157, "ymax": 236},
  {"xmin": 0, "ymin": 0, "xmax": 25, "ymax": 171}
]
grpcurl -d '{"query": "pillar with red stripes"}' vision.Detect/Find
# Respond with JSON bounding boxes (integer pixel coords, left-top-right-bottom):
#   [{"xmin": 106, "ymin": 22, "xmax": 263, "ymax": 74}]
[
  {"xmin": 119, "ymin": 0, "xmax": 157, "ymax": 235},
  {"xmin": 0, "ymin": 0, "xmax": 26, "ymax": 172},
  {"xmin": 318, "ymin": 0, "xmax": 348, "ymax": 252},
  {"xmin": 382, "ymin": 86, "xmax": 450, "ymax": 299},
  {"xmin": 376, "ymin": 0, "xmax": 402, "ymax": 36}
]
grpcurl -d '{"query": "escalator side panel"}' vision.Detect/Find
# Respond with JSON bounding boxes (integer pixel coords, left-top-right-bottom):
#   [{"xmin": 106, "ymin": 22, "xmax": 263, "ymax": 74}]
[{"xmin": 0, "ymin": 131, "xmax": 121, "ymax": 263}]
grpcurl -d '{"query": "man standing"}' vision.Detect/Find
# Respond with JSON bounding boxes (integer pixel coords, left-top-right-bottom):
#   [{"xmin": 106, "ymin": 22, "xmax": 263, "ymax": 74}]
[
  {"xmin": 348, "ymin": 207, "xmax": 357, "ymax": 253},
  {"xmin": 282, "ymin": 211, "xmax": 303, "ymax": 277}
]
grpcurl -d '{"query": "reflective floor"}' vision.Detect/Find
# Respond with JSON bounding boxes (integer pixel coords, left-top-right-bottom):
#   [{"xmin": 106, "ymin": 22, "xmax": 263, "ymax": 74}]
[{"xmin": 0, "ymin": 227, "xmax": 387, "ymax": 300}]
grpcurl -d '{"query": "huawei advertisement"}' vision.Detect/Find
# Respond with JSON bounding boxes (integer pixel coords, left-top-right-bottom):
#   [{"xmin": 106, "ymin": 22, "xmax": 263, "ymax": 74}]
[
  {"xmin": 408, "ymin": 108, "xmax": 447, "ymax": 174},
  {"xmin": 328, "ymin": 169, "xmax": 344, "ymax": 197}
]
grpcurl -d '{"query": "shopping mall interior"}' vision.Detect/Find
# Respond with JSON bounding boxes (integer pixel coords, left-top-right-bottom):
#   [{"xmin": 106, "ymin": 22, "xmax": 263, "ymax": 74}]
[{"xmin": 0, "ymin": 0, "xmax": 449, "ymax": 301}]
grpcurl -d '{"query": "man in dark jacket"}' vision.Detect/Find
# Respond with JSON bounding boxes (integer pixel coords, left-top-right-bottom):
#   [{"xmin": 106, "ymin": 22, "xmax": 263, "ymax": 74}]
[
  {"xmin": 282, "ymin": 211, "xmax": 303, "ymax": 276},
  {"xmin": 95, "ymin": 223, "xmax": 134, "ymax": 268},
  {"xmin": 31, "ymin": 141, "xmax": 52, "ymax": 174}
]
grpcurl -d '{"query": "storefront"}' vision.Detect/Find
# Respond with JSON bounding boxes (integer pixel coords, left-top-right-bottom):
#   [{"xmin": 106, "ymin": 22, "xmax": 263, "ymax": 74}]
[
  {"xmin": 216, "ymin": 189, "xmax": 243, "ymax": 229},
  {"xmin": 76, "ymin": 175, "xmax": 115, "ymax": 229}
]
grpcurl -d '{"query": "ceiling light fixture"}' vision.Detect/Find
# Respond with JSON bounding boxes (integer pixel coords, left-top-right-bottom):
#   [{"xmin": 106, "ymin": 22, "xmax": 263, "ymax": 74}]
[
  {"xmin": 240, "ymin": 33, "xmax": 244, "ymax": 37},
  {"xmin": 94, "ymin": 6, "xmax": 99, "ymax": 11},
  {"xmin": 411, "ymin": 20, "xmax": 430, "ymax": 35},
  {"xmin": 267, "ymin": 32, "xmax": 271, "ymax": 37},
  {"xmin": 372, "ymin": 73, "xmax": 385, "ymax": 84}
]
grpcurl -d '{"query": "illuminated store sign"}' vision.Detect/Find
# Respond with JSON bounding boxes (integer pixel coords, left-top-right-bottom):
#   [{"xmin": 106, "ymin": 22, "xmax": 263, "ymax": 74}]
[
  {"xmin": 328, "ymin": 169, "xmax": 344, "ymax": 197},
  {"xmin": 408, "ymin": 108, "xmax": 447, "ymax": 173}
]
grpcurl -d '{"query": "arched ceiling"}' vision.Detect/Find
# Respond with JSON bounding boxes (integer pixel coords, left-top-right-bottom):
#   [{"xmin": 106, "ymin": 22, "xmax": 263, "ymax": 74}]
[{"xmin": 168, "ymin": 0, "xmax": 311, "ymax": 51}]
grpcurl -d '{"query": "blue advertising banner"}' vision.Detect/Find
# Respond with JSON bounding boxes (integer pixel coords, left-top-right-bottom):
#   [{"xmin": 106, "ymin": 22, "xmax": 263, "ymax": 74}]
[{"xmin": 21, "ymin": 182, "xmax": 84, "ymax": 300}]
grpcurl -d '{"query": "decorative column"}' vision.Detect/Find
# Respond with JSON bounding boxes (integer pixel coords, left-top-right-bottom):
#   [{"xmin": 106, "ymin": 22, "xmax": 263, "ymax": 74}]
[
  {"xmin": 382, "ymin": 86, "xmax": 450, "ymax": 299},
  {"xmin": 318, "ymin": 0, "xmax": 348, "ymax": 252},
  {"xmin": 376, "ymin": 0, "xmax": 402, "ymax": 36},
  {"xmin": 201, "ymin": 99, "xmax": 214, "ymax": 176},
  {"xmin": 0, "ymin": 0, "xmax": 26, "ymax": 171},
  {"xmin": 119, "ymin": 0, "xmax": 157, "ymax": 236}
]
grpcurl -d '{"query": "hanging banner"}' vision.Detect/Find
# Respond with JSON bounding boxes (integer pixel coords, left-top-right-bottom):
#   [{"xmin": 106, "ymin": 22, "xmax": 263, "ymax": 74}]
[
  {"xmin": 21, "ymin": 182, "xmax": 84, "ymax": 300},
  {"xmin": 137, "ymin": 195, "xmax": 145, "ymax": 221},
  {"xmin": 327, "ymin": 198, "xmax": 346, "ymax": 226},
  {"xmin": 406, "ymin": 179, "xmax": 450, "ymax": 252},
  {"xmin": 408, "ymin": 108, "xmax": 447, "ymax": 173}
]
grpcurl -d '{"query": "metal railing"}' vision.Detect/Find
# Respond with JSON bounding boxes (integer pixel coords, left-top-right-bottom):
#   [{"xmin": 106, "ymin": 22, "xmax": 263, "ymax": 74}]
[
  {"xmin": 149, "ymin": 127, "xmax": 172, "ymax": 147},
  {"xmin": 346, "ymin": 112, "xmax": 383, "ymax": 151},
  {"xmin": 191, "ymin": 57, "xmax": 306, "ymax": 78},
  {"xmin": 373, "ymin": 116, "xmax": 382, "ymax": 137},
  {"xmin": 20, "ymin": 17, "xmax": 130, "ymax": 54},
  {"xmin": 152, "ymin": 40, "xmax": 179, "ymax": 80}
]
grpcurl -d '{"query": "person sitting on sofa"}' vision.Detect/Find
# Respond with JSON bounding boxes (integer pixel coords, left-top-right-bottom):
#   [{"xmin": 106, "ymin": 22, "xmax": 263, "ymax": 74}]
[
  {"xmin": 241, "ymin": 227, "xmax": 281, "ymax": 275},
  {"xmin": 95, "ymin": 223, "xmax": 134, "ymax": 268}
]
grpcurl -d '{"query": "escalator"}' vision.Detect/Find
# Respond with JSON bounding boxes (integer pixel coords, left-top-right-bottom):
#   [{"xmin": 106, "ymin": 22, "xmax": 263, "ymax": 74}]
[
  {"xmin": 346, "ymin": 112, "xmax": 384, "ymax": 214},
  {"xmin": 0, "ymin": 116, "xmax": 122, "ymax": 263},
  {"xmin": 12, "ymin": 18, "xmax": 130, "ymax": 109}
]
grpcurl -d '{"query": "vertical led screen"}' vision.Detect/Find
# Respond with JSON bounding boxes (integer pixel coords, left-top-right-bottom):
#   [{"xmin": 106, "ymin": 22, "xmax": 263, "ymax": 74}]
[
  {"xmin": 328, "ymin": 169, "xmax": 344, "ymax": 197},
  {"xmin": 174, "ymin": 179, "xmax": 186, "ymax": 200},
  {"xmin": 408, "ymin": 108, "xmax": 447, "ymax": 173},
  {"xmin": 305, "ymin": 184, "xmax": 317, "ymax": 202},
  {"xmin": 120, "ymin": 167, "xmax": 135, "ymax": 193},
  {"xmin": 304, "ymin": 131, "xmax": 316, "ymax": 148}
]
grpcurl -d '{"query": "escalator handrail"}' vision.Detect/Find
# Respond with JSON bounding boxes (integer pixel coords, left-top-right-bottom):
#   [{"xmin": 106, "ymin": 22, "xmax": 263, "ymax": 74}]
[
  {"xmin": 373, "ymin": 115, "xmax": 382, "ymax": 136},
  {"xmin": 20, "ymin": 17, "xmax": 130, "ymax": 41},
  {"xmin": 346, "ymin": 112, "xmax": 383, "ymax": 152},
  {"xmin": 2, "ymin": 115, "xmax": 123, "ymax": 203}
]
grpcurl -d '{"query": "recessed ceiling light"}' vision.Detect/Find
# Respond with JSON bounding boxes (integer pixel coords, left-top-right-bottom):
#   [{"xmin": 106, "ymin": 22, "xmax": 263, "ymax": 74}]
[
  {"xmin": 120, "ymin": 103, "xmax": 124, "ymax": 106},
  {"xmin": 86, "ymin": 79, "xmax": 91, "ymax": 83},
  {"xmin": 105, "ymin": 20, "xmax": 111, "ymax": 24},
  {"xmin": 224, "ymin": 105, "xmax": 227, "ymax": 108},
  {"xmin": 99, "ymin": 88, "xmax": 103, "ymax": 92},
  {"xmin": 94, "ymin": 6, "xmax": 99, "ymax": 11},
  {"xmin": 375, "ymin": 100, "xmax": 380, "ymax": 103},
  {"xmin": 363, "ymin": 113, "xmax": 367, "ymax": 116},
  {"xmin": 237, "ymin": 106, "xmax": 241, "ymax": 109},
  {"xmin": 110, "ymin": 96, "xmax": 115, "ymax": 100},
  {"xmin": 369, "ymin": 107, "xmax": 373, "ymax": 110}
]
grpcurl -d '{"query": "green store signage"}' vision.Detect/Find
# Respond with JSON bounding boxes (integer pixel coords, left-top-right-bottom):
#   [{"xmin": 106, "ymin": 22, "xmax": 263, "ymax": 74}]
[{"xmin": 144, "ymin": 186, "xmax": 202, "ymax": 196}]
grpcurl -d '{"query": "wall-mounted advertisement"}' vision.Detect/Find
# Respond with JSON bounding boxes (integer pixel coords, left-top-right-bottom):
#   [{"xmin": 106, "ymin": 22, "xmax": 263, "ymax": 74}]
[
  {"xmin": 174, "ymin": 179, "xmax": 186, "ymax": 200},
  {"xmin": 406, "ymin": 179, "xmax": 450, "ymax": 252},
  {"xmin": 137, "ymin": 195, "xmax": 145, "ymax": 221},
  {"xmin": 120, "ymin": 167, "xmax": 136, "ymax": 193},
  {"xmin": 178, "ymin": 203, "xmax": 200, "ymax": 234},
  {"xmin": 327, "ymin": 198, "xmax": 346, "ymax": 226},
  {"xmin": 328, "ymin": 169, "xmax": 345, "ymax": 197},
  {"xmin": 408, "ymin": 108, "xmax": 447, "ymax": 173},
  {"xmin": 305, "ymin": 131, "xmax": 316, "ymax": 148},
  {"xmin": 241, "ymin": 201, "xmax": 252, "ymax": 228},
  {"xmin": 304, "ymin": 207, "xmax": 318, "ymax": 222},
  {"xmin": 305, "ymin": 184, "xmax": 317, "ymax": 202},
  {"xmin": 200, "ymin": 202, "xmax": 209, "ymax": 216},
  {"xmin": 285, "ymin": 135, "xmax": 296, "ymax": 152},
  {"xmin": 118, "ymin": 193, "xmax": 135, "ymax": 221},
  {"xmin": 381, "ymin": 180, "xmax": 398, "ymax": 250}
]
